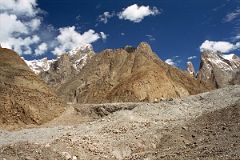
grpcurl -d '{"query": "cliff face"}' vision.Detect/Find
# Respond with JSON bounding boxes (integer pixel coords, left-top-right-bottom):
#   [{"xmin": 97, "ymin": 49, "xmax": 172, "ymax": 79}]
[
  {"xmin": 57, "ymin": 42, "xmax": 214, "ymax": 103},
  {"xmin": 197, "ymin": 51, "xmax": 240, "ymax": 88},
  {"xmin": 0, "ymin": 48, "xmax": 65, "ymax": 128},
  {"xmin": 39, "ymin": 45, "xmax": 94, "ymax": 89}
]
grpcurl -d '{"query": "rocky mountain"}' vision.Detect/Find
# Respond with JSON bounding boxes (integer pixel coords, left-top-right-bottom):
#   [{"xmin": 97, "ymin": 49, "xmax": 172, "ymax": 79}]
[
  {"xmin": 0, "ymin": 48, "xmax": 65, "ymax": 129},
  {"xmin": 23, "ymin": 57, "xmax": 56, "ymax": 74},
  {"xmin": 39, "ymin": 44, "xmax": 94, "ymax": 88},
  {"xmin": 187, "ymin": 61, "xmax": 195, "ymax": 77},
  {"xmin": 57, "ymin": 42, "xmax": 214, "ymax": 104},
  {"xmin": 197, "ymin": 51, "xmax": 240, "ymax": 88}
]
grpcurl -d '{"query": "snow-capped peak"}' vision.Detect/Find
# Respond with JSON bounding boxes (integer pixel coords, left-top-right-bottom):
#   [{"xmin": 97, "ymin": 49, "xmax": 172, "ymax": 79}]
[
  {"xmin": 68, "ymin": 44, "xmax": 93, "ymax": 56},
  {"xmin": 23, "ymin": 44, "xmax": 94, "ymax": 75},
  {"xmin": 221, "ymin": 53, "xmax": 234, "ymax": 61},
  {"xmin": 202, "ymin": 51, "xmax": 240, "ymax": 72},
  {"xmin": 22, "ymin": 57, "xmax": 56, "ymax": 74}
]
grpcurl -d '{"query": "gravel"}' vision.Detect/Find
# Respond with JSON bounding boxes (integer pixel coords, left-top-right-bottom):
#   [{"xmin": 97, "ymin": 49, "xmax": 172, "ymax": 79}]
[{"xmin": 0, "ymin": 85, "xmax": 239, "ymax": 160}]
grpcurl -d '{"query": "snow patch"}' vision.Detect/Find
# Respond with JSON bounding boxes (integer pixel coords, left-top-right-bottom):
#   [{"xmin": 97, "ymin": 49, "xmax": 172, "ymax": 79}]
[
  {"xmin": 22, "ymin": 57, "xmax": 56, "ymax": 74},
  {"xmin": 222, "ymin": 54, "xmax": 234, "ymax": 61},
  {"xmin": 68, "ymin": 44, "xmax": 93, "ymax": 56}
]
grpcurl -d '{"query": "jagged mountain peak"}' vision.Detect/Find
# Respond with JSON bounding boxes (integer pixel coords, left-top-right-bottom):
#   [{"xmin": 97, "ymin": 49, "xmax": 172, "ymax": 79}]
[
  {"xmin": 24, "ymin": 44, "xmax": 94, "ymax": 75},
  {"xmin": 201, "ymin": 51, "xmax": 240, "ymax": 71},
  {"xmin": 198, "ymin": 51, "xmax": 240, "ymax": 88},
  {"xmin": 135, "ymin": 42, "xmax": 161, "ymax": 61},
  {"xmin": 136, "ymin": 42, "xmax": 153, "ymax": 53},
  {"xmin": 22, "ymin": 57, "xmax": 56, "ymax": 74},
  {"xmin": 56, "ymin": 43, "xmax": 213, "ymax": 104},
  {"xmin": 38, "ymin": 44, "xmax": 95, "ymax": 88},
  {"xmin": 187, "ymin": 61, "xmax": 195, "ymax": 77},
  {"xmin": 68, "ymin": 44, "xmax": 94, "ymax": 56}
]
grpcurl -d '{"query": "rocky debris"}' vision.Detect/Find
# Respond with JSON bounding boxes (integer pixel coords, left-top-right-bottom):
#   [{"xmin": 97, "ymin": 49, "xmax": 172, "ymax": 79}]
[
  {"xmin": 57, "ymin": 42, "xmax": 213, "ymax": 104},
  {"xmin": 74, "ymin": 103, "xmax": 138, "ymax": 118},
  {"xmin": 39, "ymin": 44, "xmax": 95, "ymax": 89},
  {"xmin": 0, "ymin": 142, "xmax": 64, "ymax": 160},
  {"xmin": 154, "ymin": 99, "xmax": 240, "ymax": 160},
  {"xmin": 197, "ymin": 51, "xmax": 240, "ymax": 88},
  {"xmin": 0, "ymin": 48, "xmax": 65, "ymax": 129},
  {"xmin": 0, "ymin": 85, "xmax": 239, "ymax": 159},
  {"xmin": 187, "ymin": 61, "xmax": 195, "ymax": 77}
]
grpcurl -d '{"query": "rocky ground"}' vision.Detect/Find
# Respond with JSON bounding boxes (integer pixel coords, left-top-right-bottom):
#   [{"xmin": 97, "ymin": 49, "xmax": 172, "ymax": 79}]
[{"xmin": 0, "ymin": 85, "xmax": 239, "ymax": 160}]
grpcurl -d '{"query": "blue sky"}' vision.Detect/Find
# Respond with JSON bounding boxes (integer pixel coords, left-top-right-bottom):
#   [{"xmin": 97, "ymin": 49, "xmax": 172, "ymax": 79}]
[{"xmin": 1, "ymin": 0, "xmax": 240, "ymax": 70}]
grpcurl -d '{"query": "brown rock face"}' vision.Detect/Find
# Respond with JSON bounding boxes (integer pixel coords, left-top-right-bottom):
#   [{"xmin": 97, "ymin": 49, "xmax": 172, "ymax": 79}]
[
  {"xmin": 197, "ymin": 51, "xmax": 240, "ymax": 88},
  {"xmin": 57, "ymin": 42, "xmax": 214, "ymax": 103},
  {"xmin": 39, "ymin": 46, "xmax": 94, "ymax": 89},
  {"xmin": 187, "ymin": 61, "xmax": 195, "ymax": 77},
  {"xmin": 0, "ymin": 48, "xmax": 65, "ymax": 128}
]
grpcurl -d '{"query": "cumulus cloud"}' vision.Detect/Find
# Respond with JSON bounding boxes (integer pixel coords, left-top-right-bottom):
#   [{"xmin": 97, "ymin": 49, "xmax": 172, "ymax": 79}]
[
  {"xmin": 165, "ymin": 59, "xmax": 176, "ymax": 66},
  {"xmin": 2, "ymin": 35, "xmax": 40, "ymax": 55},
  {"xmin": 200, "ymin": 40, "xmax": 240, "ymax": 53},
  {"xmin": 0, "ymin": 0, "xmax": 44, "ymax": 55},
  {"xmin": 52, "ymin": 26, "xmax": 105, "ymax": 55},
  {"xmin": 100, "ymin": 32, "xmax": 107, "ymax": 40},
  {"xmin": 0, "ymin": 13, "xmax": 28, "ymax": 41},
  {"xmin": 187, "ymin": 56, "xmax": 197, "ymax": 60},
  {"xmin": 98, "ymin": 11, "xmax": 115, "ymax": 24},
  {"xmin": 118, "ymin": 4, "xmax": 160, "ymax": 23},
  {"xmin": 0, "ymin": 0, "xmax": 38, "ymax": 17},
  {"xmin": 1, "ymin": 0, "xmax": 107, "ymax": 56},
  {"xmin": 27, "ymin": 18, "xmax": 41, "ymax": 31},
  {"xmin": 35, "ymin": 42, "xmax": 48, "ymax": 55}
]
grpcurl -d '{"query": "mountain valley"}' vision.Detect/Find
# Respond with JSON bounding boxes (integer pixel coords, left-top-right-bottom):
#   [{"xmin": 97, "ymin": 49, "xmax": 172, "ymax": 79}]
[{"xmin": 0, "ymin": 43, "xmax": 239, "ymax": 159}]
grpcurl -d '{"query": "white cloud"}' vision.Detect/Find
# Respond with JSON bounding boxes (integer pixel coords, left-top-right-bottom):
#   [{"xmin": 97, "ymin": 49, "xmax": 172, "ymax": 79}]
[
  {"xmin": 27, "ymin": 18, "xmax": 41, "ymax": 31},
  {"xmin": 0, "ymin": 13, "xmax": 28, "ymax": 41},
  {"xmin": 98, "ymin": 11, "xmax": 115, "ymax": 24},
  {"xmin": 52, "ymin": 26, "xmax": 104, "ymax": 55},
  {"xmin": 2, "ymin": 35, "xmax": 40, "ymax": 55},
  {"xmin": 146, "ymin": 34, "xmax": 156, "ymax": 41},
  {"xmin": 1, "ymin": 0, "xmax": 106, "ymax": 57},
  {"xmin": 187, "ymin": 56, "xmax": 197, "ymax": 60},
  {"xmin": 121, "ymin": 32, "xmax": 125, "ymax": 36},
  {"xmin": 118, "ymin": 4, "xmax": 159, "ymax": 23},
  {"xmin": 100, "ymin": 32, "xmax": 107, "ymax": 40},
  {"xmin": 200, "ymin": 40, "xmax": 239, "ymax": 53},
  {"xmin": 165, "ymin": 56, "xmax": 181, "ymax": 66},
  {"xmin": 223, "ymin": 9, "xmax": 240, "ymax": 22},
  {"xmin": 165, "ymin": 59, "xmax": 176, "ymax": 66},
  {"xmin": 0, "ymin": 0, "xmax": 38, "ymax": 17},
  {"xmin": 0, "ymin": 0, "xmax": 44, "ymax": 55},
  {"xmin": 35, "ymin": 42, "xmax": 48, "ymax": 55}
]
